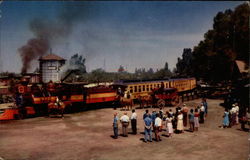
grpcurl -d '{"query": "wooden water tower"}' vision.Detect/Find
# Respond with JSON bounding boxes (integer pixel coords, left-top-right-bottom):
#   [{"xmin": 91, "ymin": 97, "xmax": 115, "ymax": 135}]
[{"xmin": 39, "ymin": 53, "xmax": 66, "ymax": 83}]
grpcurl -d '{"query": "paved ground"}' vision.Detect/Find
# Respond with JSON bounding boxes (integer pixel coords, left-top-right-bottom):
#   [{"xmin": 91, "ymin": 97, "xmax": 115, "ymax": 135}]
[{"xmin": 0, "ymin": 99, "xmax": 249, "ymax": 160}]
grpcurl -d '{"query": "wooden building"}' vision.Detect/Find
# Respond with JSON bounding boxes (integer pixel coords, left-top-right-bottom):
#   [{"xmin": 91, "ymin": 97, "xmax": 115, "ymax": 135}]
[{"xmin": 39, "ymin": 54, "xmax": 66, "ymax": 83}]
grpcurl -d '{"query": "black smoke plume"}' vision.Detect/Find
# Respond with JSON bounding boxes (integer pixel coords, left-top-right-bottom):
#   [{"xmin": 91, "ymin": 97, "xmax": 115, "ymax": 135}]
[
  {"xmin": 18, "ymin": 2, "xmax": 94, "ymax": 73},
  {"xmin": 19, "ymin": 38, "xmax": 49, "ymax": 73}
]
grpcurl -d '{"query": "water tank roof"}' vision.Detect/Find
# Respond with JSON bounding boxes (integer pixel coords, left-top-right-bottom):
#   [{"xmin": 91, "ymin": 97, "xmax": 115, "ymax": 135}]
[
  {"xmin": 235, "ymin": 60, "xmax": 248, "ymax": 73},
  {"xmin": 39, "ymin": 53, "xmax": 65, "ymax": 61}
]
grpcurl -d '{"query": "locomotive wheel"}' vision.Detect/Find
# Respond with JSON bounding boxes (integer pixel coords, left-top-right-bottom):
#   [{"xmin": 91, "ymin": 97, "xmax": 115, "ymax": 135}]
[
  {"xmin": 157, "ymin": 99, "xmax": 165, "ymax": 108},
  {"xmin": 171, "ymin": 96, "xmax": 179, "ymax": 106}
]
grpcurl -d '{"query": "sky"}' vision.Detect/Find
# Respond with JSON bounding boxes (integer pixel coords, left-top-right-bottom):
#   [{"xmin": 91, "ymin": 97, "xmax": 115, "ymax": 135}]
[{"xmin": 0, "ymin": 1, "xmax": 245, "ymax": 73}]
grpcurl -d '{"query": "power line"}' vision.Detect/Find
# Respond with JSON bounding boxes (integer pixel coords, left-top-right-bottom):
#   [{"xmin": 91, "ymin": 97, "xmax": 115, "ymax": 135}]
[
  {"xmin": 0, "ymin": 5, "xmax": 2, "ymax": 73},
  {"xmin": 103, "ymin": 58, "xmax": 106, "ymax": 71}
]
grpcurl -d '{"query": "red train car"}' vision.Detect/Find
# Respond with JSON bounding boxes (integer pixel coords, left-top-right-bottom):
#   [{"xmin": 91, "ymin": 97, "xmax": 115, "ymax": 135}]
[
  {"xmin": 62, "ymin": 83, "xmax": 118, "ymax": 105},
  {"xmin": 86, "ymin": 86, "xmax": 118, "ymax": 104}
]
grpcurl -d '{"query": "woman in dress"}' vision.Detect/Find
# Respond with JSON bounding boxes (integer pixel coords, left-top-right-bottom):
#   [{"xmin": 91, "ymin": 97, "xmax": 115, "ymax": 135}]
[
  {"xmin": 176, "ymin": 111, "xmax": 184, "ymax": 133},
  {"xmin": 165, "ymin": 113, "xmax": 173, "ymax": 137},
  {"xmin": 194, "ymin": 108, "xmax": 200, "ymax": 131},
  {"xmin": 223, "ymin": 108, "xmax": 229, "ymax": 128}
]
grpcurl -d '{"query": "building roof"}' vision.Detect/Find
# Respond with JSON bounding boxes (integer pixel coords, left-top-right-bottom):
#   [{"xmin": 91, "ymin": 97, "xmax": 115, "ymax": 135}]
[
  {"xmin": 235, "ymin": 60, "xmax": 248, "ymax": 73},
  {"xmin": 39, "ymin": 53, "xmax": 65, "ymax": 61}
]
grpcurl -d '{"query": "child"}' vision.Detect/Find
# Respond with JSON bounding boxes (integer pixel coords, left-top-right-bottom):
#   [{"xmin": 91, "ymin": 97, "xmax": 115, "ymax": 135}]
[{"xmin": 222, "ymin": 108, "xmax": 229, "ymax": 128}]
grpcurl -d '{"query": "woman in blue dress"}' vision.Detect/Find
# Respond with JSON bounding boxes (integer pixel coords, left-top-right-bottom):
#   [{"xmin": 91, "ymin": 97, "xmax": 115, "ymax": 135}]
[{"xmin": 223, "ymin": 109, "xmax": 229, "ymax": 128}]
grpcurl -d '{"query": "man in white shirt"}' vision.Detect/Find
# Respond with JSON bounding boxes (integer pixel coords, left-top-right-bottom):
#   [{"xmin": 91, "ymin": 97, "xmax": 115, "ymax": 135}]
[
  {"xmin": 154, "ymin": 113, "xmax": 162, "ymax": 141},
  {"xmin": 230, "ymin": 104, "xmax": 237, "ymax": 126},
  {"xmin": 235, "ymin": 104, "xmax": 239, "ymax": 124},
  {"xmin": 120, "ymin": 112, "xmax": 130, "ymax": 137},
  {"xmin": 200, "ymin": 105, "xmax": 205, "ymax": 123},
  {"xmin": 130, "ymin": 109, "xmax": 137, "ymax": 134}
]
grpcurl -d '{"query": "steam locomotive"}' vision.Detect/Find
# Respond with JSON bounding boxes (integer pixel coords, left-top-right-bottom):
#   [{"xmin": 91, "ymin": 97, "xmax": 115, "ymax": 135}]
[{"xmin": 0, "ymin": 77, "xmax": 119, "ymax": 120}]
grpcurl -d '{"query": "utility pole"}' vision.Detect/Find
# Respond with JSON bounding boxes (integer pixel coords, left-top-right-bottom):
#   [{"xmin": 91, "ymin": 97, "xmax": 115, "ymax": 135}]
[
  {"xmin": 49, "ymin": 48, "xmax": 52, "ymax": 54},
  {"xmin": 233, "ymin": 25, "xmax": 235, "ymax": 52},
  {"xmin": 0, "ymin": 1, "xmax": 2, "ymax": 73},
  {"xmin": 103, "ymin": 58, "xmax": 106, "ymax": 71},
  {"xmin": 249, "ymin": 2, "xmax": 250, "ymax": 63}
]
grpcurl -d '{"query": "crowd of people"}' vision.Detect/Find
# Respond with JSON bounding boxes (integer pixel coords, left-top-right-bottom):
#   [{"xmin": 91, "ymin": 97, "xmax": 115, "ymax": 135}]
[
  {"xmin": 222, "ymin": 104, "xmax": 238, "ymax": 128},
  {"xmin": 112, "ymin": 98, "xmax": 209, "ymax": 142},
  {"xmin": 220, "ymin": 103, "xmax": 250, "ymax": 132}
]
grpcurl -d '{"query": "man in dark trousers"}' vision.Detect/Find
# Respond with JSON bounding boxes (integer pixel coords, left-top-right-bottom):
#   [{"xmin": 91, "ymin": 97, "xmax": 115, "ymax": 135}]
[{"xmin": 130, "ymin": 109, "xmax": 137, "ymax": 134}]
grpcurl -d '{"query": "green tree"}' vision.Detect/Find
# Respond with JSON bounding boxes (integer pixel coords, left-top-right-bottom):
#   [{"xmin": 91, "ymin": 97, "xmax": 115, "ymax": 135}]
[
  {"xmin": 176, "ymin": 3, "xmax": 249, "ymax": 82},
  {"xmin": 88, "ymin": 68, "xmax": 106, "ymax": 83},
  {"xmin": 69, "ymin": 53, "xmax": 86, "ymax": 73},
  {"xmin": 176, "ymin": 48, "xmax": 193, "ymax": 76},
  {"xmin": 153, "ymin": 61, "xmax": 173, "ymax": 79}
]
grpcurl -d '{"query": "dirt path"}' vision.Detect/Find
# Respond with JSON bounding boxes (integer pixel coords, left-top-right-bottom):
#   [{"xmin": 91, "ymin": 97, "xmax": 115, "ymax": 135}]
[{"xmin": 0, "ymin": 99, "xmax": 248, "ymax": 160}]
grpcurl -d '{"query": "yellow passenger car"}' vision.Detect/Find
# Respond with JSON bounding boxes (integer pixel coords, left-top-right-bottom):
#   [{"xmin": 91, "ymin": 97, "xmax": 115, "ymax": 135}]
[{"xmin": 122, "ymin": 78, "xmax": 196, "ymax": 99}]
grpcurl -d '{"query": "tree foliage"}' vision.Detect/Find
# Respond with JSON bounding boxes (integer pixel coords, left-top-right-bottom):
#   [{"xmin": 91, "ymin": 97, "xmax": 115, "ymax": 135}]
[
  {"xmin": 176, "ymin": 48, "xmax": 193, "ymax": 76},
  {"xmin": 69, "ymin": 53, "xmax": 86, "ymax": 73},
  {"xmin": 74, "ymin": 61, "xmax": 173, "ymax": 83},
  {"xmin": 176, "ymin": 3, "xmax": 249, "ymax": 82}
]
